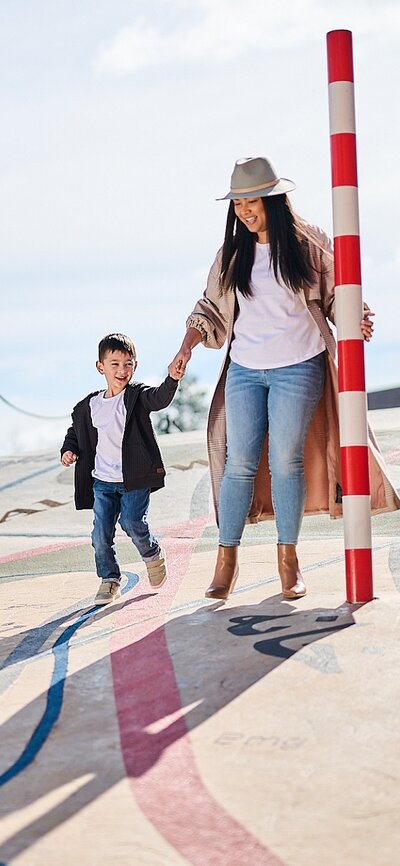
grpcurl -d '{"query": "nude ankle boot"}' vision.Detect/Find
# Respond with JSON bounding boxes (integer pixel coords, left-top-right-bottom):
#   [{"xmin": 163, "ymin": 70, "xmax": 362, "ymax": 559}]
[
  {"xmin": 205, "ymin": 545, "xmax": 239, "ymax": 600},
  {"xmin": 277, "ymin": 544, "xmax": 306, "ymax": 599}
]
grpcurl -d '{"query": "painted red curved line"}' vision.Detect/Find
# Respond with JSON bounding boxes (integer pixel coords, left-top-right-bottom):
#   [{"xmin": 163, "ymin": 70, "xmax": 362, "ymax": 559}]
[
  {"xmin": 111, "ymin": 515, "xmax": 285, "ymax": 866},
  {"xmin": 0, "ymin": 515, "xmax": 215, "ymax": 565},
  {"xmin": 0, "ymin": 538, "xmax": 92, "ymax": 565}
]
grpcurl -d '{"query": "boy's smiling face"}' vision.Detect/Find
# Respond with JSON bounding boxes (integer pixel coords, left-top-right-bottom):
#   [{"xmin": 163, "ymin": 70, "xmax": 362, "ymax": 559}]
[{"xmin": 96, "ymin": 349, "xmax": 137, "ymax": 397}]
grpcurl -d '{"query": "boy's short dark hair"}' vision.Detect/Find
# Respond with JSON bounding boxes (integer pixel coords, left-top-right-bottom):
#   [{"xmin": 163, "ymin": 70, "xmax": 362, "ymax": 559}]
[{"xmin": 98, "ymin": 333, "xmax": 136, "ymax": 362}]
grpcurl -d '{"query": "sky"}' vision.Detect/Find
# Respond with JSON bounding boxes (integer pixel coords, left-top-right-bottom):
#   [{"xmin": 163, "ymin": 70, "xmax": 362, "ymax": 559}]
[{"xmin": 1, "ymin": 0, "xmax": 399, "ymax": 454}]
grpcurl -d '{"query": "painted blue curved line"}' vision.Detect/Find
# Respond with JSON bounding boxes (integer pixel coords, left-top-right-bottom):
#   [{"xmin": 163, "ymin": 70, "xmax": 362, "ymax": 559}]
[
  {"xmin": 1, "ymin": 604, "xmax": 96, "ymax": 672},
  {"xmin": 0, "ymin": 463, "xmax": 60, "ymax": 492},
  {"xmin": 0, "ymin": 573, "xmax": 139, "ymax": 787}
]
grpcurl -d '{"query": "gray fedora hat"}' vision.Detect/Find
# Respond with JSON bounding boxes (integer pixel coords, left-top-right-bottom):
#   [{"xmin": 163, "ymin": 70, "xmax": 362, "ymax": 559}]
[{"xmin": 217, "ymin": 156, "xmax": 296, "ymax": 200}]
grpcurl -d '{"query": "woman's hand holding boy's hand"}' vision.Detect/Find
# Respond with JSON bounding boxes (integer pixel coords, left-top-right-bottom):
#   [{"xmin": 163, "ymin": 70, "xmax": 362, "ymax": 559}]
[
  {"xmin": 168, "ymin": 361, "xmax": 185, "ymax": 381},
  {"xmin": 169, "ymin": 350, "xmax": 190, "ymax": 379},
  {"xmin": 61, "ymin": 451, "xmax": 78, "ymax": 466},
  {"xmin": 169, "ymin": 328, "xmax": 203, "ymax": 378}
]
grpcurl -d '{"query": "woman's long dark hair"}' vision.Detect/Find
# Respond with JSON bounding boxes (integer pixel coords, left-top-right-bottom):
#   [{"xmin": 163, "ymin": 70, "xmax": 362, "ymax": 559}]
[{"xmin": 220, "ymin": 195, "xmax": 314, "ymax": 297}]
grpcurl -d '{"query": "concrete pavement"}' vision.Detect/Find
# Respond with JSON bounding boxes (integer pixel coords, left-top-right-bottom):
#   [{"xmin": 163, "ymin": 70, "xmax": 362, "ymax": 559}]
[{"xmin": 0, "ymin": 411, "xmax": 399, "ymax": 866}]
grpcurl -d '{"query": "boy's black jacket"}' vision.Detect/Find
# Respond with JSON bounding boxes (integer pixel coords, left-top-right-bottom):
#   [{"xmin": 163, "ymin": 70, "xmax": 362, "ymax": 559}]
[{"xmin": 60, "ymin": 376, "xmax": 179, "ymax": 510}]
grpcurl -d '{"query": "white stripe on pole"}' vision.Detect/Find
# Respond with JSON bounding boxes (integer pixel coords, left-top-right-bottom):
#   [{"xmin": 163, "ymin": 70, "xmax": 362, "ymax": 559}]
[
  {"xmin": 328, "ymin": 82, "xmax": 356, "ymax": 133},
  {"xmin": 332, "ymin": 187, "xmax": 360, "ymax": 236},
  {"xmin": 342, "ymin": 496, "xmax": 372, "ymax": 549},
  {"xmin": 335, "ymin": 285, "xmax": 363, "ymax": 339},
  {"xmin": 338, "ymin": 392, "xmax": 369, "ymax": 446}
]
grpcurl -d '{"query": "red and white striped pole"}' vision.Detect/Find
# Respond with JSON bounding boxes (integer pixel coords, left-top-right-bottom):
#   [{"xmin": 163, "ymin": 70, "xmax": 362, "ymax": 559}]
[{"xmin": 326, "ymin": 29, "xmax": 373, "ymax": 603}]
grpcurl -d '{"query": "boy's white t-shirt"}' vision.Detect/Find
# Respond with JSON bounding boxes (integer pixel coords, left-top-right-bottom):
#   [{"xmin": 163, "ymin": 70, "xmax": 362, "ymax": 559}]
[
  {"xmin": 90, "ymin": 390, "xmax": 127, "ymax": 482},
  {"xmin": 229, "ymin": 242, "xmax": 325, "ymax": 369}
]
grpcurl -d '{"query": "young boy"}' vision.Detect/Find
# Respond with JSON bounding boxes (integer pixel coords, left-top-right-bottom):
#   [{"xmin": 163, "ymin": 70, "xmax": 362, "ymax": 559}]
[{"xmin": 61, "ymin": 333, "xmax": 183, "ymax": 604}]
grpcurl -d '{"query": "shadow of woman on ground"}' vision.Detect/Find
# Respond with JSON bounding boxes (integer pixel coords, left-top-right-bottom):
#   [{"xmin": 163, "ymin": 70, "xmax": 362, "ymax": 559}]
[{"xmin": 0, "ymin": 591, "xmax": 358, "ymax": 864}]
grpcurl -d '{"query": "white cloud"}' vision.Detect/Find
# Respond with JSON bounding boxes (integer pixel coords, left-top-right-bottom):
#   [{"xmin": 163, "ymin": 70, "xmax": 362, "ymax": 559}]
[
  {"xmin": 94, "ymin": 22, "xmax": 166, "ymax": 75},
  {"xmin": 93, "ymin": 0, "xmax": 400, "ymax": 76}
]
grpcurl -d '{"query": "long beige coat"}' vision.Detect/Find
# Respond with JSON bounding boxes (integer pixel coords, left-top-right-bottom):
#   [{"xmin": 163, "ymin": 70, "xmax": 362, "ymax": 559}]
[{"xmin": 186, "ymin": 220, "xmax": 400, "ymax": 524}]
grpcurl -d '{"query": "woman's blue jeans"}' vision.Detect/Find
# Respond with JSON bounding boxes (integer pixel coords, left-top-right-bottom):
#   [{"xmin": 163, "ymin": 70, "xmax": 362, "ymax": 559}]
[
  {"xmin": 91, "ymin": 480, "xmax": 160, "ymax": 583},
  {"xmin": 219, "ymin": 353, "xmax": 325, "ymax": 546}
]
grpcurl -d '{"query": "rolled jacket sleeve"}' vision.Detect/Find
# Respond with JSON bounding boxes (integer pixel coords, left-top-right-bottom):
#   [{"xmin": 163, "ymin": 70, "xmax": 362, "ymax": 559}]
[{"xmin": 186, "ymin": 249, "xmax": 231, "ymax": 350}]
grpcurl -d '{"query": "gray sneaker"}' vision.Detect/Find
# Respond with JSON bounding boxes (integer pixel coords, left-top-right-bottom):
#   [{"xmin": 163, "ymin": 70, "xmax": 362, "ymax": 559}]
[
  {"xmin": 94, "ymin": 580, "xmax": 121, "ymax": 604},
  {"xmin": 145, "ymin": 548, "xmax": 168, "ymax": 588}
]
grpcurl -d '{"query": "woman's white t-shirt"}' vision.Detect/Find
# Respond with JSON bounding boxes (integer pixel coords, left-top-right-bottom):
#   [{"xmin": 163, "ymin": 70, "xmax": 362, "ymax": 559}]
[
  {"xmin": 90, "ymin": 390, "xmax": 127, "ymax": 482},
  {"xmin": 229, "ymin": 242, "xmax": 325, "ymax": 369}
]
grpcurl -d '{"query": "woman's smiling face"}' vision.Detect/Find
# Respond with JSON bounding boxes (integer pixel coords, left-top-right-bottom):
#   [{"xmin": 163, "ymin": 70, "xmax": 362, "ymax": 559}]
[{"xmin": 233, "ymin": 197, "xmax": 269, "ymax": 242}]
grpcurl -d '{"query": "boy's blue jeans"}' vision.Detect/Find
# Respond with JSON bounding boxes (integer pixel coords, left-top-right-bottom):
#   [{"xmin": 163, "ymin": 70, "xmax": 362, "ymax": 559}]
[
  {"xmin": 91, "ymin": 480, "xmax": 160, "ymax": 584},
  {"xmin": 219, "ymin": 353, "xmax": 325, "ymax": 546}
]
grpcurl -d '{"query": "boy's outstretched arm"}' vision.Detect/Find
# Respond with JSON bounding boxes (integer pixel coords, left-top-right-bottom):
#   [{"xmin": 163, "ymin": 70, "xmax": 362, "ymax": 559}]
[{"xmin": 139, "ymin": 367, "xmax": 183, "ymax": 413}]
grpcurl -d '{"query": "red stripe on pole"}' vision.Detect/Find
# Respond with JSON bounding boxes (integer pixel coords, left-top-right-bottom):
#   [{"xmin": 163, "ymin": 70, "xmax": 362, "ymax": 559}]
[
  {"xmin": 327, "ymin": 30, "xmax": 354, "ymax": 83},
  {"xmin": 330, "ymin": 133, "xmax": 358, "ymax": 187},
  {"xmin": 345, "ymin": 548, "xmax": 373, "ymax": 602},
  {"xmin": 341, "ymin": 445, "xmax": 370, "ymax": 495},
  {"xmin": 338, "ymin": 340, "xmax": 366, "ymax": 391},
  {"xmin": 334, "ymin": 235, "xmax": 361, "ymax": 285}
]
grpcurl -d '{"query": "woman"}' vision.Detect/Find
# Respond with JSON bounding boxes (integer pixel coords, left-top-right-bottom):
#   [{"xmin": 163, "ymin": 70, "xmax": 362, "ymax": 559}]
[{"xmin": 170, "ymin": 156, "xmax": 397, "ymax": 601}]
